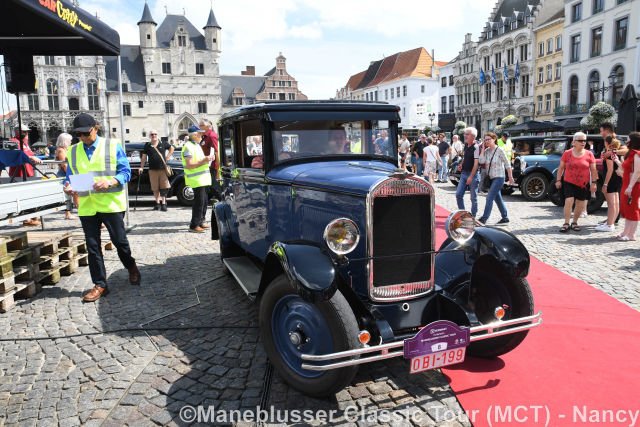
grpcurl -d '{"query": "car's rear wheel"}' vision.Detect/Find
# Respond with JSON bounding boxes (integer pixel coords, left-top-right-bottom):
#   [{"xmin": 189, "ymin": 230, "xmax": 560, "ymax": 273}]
[
  {"xmin": 259, "ymin": 275, "xmax": 359, "ymax": 397},
  {"xmin": 467, "ymin": 272, "xmax": 534, "ymax": 358},
  {"xmin": 521, "ymin": 172, "xmax": 549, "ymax": 201},
  {"xmin": 175, "ymin": 181, "xmax": 195, "ymax": 206},
  {"xmin": 548, "ymin": 184, "xmax": 564, "ymax": 206},
  {"xmin": 586, "ymin": 182, "xmax": 605, "ymax": 213}
]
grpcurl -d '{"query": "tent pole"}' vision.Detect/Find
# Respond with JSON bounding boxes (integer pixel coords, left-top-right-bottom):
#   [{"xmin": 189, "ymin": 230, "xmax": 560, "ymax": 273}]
[
  {"xmin": 16, "ymin": 92, "xmax": 27, "ymax": 181},
  {"xmin": 117, "ymin": 55, "xmax": 130, "ymax": 227}
]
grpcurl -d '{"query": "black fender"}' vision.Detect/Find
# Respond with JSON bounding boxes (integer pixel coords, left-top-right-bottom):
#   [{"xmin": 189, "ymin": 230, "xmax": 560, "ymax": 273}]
[
  {"xmin": 435, "ymin": 226, "xmax": 530, "ymax": 293},
  {"xmin": 520, "ymin": 165, "xmax": 554, "ymax": 181},
  {"xmin": 167, "ymin": 174, "xmax": 184, "ymax": 197},
  {"xmin": 259, "ymin": 242, "xmax": 337, "ymax": 303}
]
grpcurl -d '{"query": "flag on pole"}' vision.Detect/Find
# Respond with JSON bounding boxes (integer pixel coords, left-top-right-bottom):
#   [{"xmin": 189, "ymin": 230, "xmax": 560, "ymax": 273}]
[
  {"xmin": 503, "ymin": 63, "xmax": 509, "ymax": 82},
  {"xmin": 479, "ymin": 68, "xmax": 486, "ymax": 86},
  {"xmin": 515, "ymin": 61, "xmax": 520, "ymax": 81},
  {"xmin": 491, "ymin": 65, "xmax": 497, "ymax": 84}
]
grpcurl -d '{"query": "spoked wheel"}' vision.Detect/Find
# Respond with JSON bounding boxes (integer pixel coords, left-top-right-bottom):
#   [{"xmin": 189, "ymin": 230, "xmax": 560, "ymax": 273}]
[
  {"xmin": 521, "ymin": 173, "xmax": 549, "ymax": 201},
  {"xmin": 259, "ymin": 275, "xmax": 359, "ymax": 397},
  {"xmin": 467, "ymin": 272, "xmax": 534, "ymax": 358}
]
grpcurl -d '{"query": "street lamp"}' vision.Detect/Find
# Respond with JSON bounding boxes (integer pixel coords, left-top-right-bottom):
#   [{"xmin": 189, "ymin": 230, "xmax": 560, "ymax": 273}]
[
  {"xmin": 589, "ymin": 71, "xmax": 619, "ymax": 103},
  {"xmin": 428, "ymin": 112, "xmax": 436, "ymax": 129}
]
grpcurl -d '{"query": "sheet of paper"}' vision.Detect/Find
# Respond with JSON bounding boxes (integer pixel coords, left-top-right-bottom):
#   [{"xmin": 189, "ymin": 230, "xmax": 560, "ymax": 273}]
[{"xmin": 69, "ymin": 172, "xmax": 95, "ymax": 192}]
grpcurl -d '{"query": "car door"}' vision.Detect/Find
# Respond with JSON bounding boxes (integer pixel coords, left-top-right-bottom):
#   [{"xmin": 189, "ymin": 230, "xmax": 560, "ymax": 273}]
[{"xmin": 226, "ymin": 119, "xmax": 270, "ymax": 258}]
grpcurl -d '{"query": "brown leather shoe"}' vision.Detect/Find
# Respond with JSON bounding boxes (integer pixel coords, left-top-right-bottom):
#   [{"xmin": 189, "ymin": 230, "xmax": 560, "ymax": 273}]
[
  {"xmin": 83, "ymin": 286, "xmax": 108, "ymax": 302},
  {"xmin": 128, "ymin": 263, "xmax": 141, "ymax": 286},
  {"xmin": 189, "ymin": 226, "xmax": 205, "ymax": 233},
  {"xmin": 199, "ymin": 223, "xmax": 210, "ymax": 229}
]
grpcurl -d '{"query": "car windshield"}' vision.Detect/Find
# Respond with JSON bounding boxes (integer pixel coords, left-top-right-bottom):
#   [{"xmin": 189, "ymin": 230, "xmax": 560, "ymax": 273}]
[
  {"xmin": 542, "ymin": 140, "xmax": 566, "ymax": 155},
  {"xmin": 271, "ymin": 120, "xmax": 396, "ymax": 162}
]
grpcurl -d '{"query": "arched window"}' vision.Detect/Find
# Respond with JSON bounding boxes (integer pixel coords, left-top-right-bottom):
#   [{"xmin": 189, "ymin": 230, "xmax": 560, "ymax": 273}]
[
  {"xmin": 569, "ymin": 75, "xmax": 579, "ymax": 106},
  {"xmin": 610, "ymin": 65, "xmax": 624, "ymax": 106},
  {"xmin": 87, "ymin": 80, "xmax": 99, "ymax": 110},
  {"xmin": 588, "ymin": 70, "xmax": 600, "ymax": 105},
  {"xmin": 46, "ymin": 79, "xmax": 59, "ymax": 110},
  {"xmin": 177, "ymin": 116, "xmax": 194, "ymax": 135}
]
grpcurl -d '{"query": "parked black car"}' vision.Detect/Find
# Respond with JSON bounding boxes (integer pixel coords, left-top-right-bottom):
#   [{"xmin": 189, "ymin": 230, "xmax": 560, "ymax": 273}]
[
  {"xmin": 211, "ymin": 102, "xmax": 541, "ymax": 397},
  {"xmin": 125, "ymin": 142, "xmax": 218, "ymax": 206}
]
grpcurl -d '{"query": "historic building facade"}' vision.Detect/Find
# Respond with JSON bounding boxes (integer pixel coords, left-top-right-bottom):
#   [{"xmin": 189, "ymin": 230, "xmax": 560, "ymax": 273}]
[
  {"xmin": 104, "ymin": 4, "xmax": 222, "ymax": 142},
  {"xmin": 558, "ymin": 0, "xmax": 639, "ymax": 120},
  {"xmin": 335, "ymin": 47, "xmax": 446, "ymax": 132},
  {"xmin": 453, "ymin": 33, "xmax": 481, "ymax": 132},
  {"xmin": 532, "ymin": 9, "xmax": 564, "ymax": 121},
  {"xmin": 17, "ymin": 55, "xmax": 108, "ymax": 143}
]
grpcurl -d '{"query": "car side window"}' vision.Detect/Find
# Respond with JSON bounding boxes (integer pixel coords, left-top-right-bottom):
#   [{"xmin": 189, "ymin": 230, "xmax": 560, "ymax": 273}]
[
  {"xmin": 221, "ymin": 125, "xmax": 235, "ymax": 169},
  {"xmin": 237, "ymin": 119, "xmax": 263, "ymax": 169}
]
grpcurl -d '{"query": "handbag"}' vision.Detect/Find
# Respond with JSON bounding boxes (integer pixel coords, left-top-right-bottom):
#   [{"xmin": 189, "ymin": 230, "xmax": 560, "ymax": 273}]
[
  {"xmin": 152, "ymin": 144, "xmax": 174, "ymax": 177},
  {"xmin": 480, "ymin": 147, "xmax": 498, "ymax": 192}
]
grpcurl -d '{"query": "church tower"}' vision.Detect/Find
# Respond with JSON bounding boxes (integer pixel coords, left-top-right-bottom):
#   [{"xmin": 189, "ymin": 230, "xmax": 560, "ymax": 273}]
[
  {"xmin": 137, "ymin": 1, "xmax": 157, "ymax": 49},
  {"xmin": 203, "ymin": 8, "xmax": 221, "ymax": 53}
]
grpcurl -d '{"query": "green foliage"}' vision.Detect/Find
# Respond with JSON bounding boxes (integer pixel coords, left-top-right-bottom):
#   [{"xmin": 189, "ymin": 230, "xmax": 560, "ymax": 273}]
[{"xmin": 500, "ymin": 115, "xmax": 518, "ymax": 127}]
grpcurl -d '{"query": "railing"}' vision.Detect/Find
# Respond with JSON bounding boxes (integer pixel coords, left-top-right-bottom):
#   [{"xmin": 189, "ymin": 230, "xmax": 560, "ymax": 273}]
[{"xmin": 554, "ymin": 104, "xmax": 590, "ymax": 116}]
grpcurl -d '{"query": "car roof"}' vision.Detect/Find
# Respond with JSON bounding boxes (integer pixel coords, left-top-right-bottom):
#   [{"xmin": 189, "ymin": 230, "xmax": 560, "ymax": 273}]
[{"xmin": 219, "ymin": 101, "xmax": 400, "ymax": 121}]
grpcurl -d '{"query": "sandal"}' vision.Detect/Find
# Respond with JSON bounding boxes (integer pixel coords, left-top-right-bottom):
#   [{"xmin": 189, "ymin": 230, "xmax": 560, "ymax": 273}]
[
  {"xmin": 559, "ymin": 223, "xmax": 570, "ymax": 233},
  {"xmin": 570, "ymin": 222, "xmax": 581, "ymax": 231}
]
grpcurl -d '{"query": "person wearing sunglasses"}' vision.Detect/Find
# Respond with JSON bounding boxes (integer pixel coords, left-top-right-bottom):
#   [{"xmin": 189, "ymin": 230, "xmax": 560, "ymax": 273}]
[
  {"xmin": 555, "ymin": 132, "xmax": 598, "ymax": 233},
  {"xmin": 63, "ymin": 113, "xmax": 140, "ymax": 302},
  {"xmin": 138, "ymin": 130, "xmax": 174, "ymax": 211}
]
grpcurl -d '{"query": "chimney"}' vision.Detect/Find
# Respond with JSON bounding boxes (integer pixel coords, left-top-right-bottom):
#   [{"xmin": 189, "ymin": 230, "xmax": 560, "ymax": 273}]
[
  {"xmin": 241, "ymin": 66, "xmax": 256, "ymax": 76},
  {"xmin": 431, "ymin": 49, "xmax": 436, "ymax": 76}
]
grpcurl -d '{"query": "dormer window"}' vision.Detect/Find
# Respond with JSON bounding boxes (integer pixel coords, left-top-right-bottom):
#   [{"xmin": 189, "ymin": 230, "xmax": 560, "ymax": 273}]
[{"xmin": 178, "ymin": 35, "xmax": 186, "ymax": 47}]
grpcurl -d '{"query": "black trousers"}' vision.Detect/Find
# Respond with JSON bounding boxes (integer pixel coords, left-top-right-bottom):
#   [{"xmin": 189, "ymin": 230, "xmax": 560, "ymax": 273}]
[
  {"xmin": 191, "ymin": 186, "xmax": 210, "ymax": 229},
  {"xmin": 79, "ymin": 212, "xmax": 136, "ymax": 288}
]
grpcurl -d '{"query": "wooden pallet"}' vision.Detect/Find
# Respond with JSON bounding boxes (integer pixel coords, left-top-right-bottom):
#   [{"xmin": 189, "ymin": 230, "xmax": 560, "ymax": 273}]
[
  {"xmin": 0, "ymin": 231, "xmax": 28, "ymax": 258},
  {"xmin": 0, "ymin": 273, "xmax": 16, "ymax": 294},
  {"xmin": 39, "ymin": 262, "xmax": 67, "ymax": 286},
  {"xmin": 0, "ymin": 248, "xmax": 34, "ymax": 279},
  {"xmin": 26, "ymin": 232, "xmax": 73, "ymax": 256},
  {"xmin": 0, "ymin": 281, "xmax": 37, "ymax": 313}
]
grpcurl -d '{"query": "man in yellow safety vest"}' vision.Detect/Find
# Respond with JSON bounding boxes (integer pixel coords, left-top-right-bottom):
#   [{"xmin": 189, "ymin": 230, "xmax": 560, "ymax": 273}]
[
  {"xmin": 63, "ymin": 113, "xmax": 140, "ymax": 302},
  {"xmin": 181, "ymin": 125, "xmax": 214, "ymax": 233}
]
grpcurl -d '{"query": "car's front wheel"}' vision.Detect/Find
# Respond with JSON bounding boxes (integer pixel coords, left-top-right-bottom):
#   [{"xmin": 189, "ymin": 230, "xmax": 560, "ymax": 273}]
[
  {"xmin": 259, "ymin": 275, "xmax": 360, "ymax": 397},
  {"xmin": 521, "ymin": 172, "xmax": 549, "ymax": 201},
  {"xmin": 467, "ymin": 272, "xmax": 534, "ymax": 358},
  {"xmin": 175, "ymin": 181, "xmax": 195, "ymax": 206}
]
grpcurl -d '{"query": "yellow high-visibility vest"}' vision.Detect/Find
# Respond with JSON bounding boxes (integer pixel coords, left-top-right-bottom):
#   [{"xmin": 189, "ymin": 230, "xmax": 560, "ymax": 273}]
[
  {"xmin": 181, "ymin": 141, "xmax": 212, "ymax": 189},
  {"xmin": 68, "ymin": 138, "xmax": 127, "ymax": 216}
]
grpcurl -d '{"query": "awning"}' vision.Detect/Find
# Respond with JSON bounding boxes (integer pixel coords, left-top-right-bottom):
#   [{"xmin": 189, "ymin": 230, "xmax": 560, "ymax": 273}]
[{"xmin": 1, "ymin": 0, "xmax": 120, "ymax": 56}]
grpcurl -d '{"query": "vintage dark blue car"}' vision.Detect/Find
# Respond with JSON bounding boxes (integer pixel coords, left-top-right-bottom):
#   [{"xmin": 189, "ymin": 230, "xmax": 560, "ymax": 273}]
[{"xmin": 212, "ymin": 102, "xmax": 541, "ymax": 397}]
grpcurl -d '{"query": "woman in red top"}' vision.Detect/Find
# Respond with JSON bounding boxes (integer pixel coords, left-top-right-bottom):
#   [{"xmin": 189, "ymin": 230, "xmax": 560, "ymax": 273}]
[
  {"xmin": 613, "ymin": 132, "xmax": 640, "ymax": 241},
  {"xmin": 555, "ymin": 132, "xmax": 598, "ymax": 232}
]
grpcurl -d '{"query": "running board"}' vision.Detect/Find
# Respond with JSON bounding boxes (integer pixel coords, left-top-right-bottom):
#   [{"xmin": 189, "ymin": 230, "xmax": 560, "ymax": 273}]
[{"xmin": 223, "ymin": 256, "xmax": 261, "ymax": 297}]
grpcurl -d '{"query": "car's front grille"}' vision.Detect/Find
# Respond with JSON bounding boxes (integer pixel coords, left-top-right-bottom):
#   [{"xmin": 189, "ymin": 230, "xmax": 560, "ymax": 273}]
[{"xmin": 368, "ymin": 178, "xmax": 434, "ymax": 302}]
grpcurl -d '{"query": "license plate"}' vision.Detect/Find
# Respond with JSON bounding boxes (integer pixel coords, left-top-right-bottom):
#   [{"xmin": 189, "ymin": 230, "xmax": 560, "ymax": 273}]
[{"xmin": 409, "ymin": 347, "xmax": 466, "ymax": 373}]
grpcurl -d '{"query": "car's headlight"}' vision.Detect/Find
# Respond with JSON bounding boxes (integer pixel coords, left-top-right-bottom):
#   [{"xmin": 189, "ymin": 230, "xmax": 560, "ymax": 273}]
[
  {"xmin": 445, "ymin": 210, "xmax": 476, "ymax": 243},
  {"xmin": 519, "ymin": 158, "xmax": 527, "ymax": 170},
  {"xmin": 323, "ymin": 218, "xmax": 360, "ymax": 256}
]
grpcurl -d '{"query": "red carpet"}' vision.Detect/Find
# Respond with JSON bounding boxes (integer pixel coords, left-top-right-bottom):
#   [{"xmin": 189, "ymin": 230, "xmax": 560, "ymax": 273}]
[{"xmin": 434, "ymin": 206, "xmax": 640, "ymax": 427}]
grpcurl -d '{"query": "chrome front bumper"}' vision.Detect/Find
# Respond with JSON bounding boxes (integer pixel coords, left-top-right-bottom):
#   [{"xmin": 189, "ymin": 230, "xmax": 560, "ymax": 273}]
[{"xmin": 301, "ymin": 312, "xmax": 542, "ymax": 371}]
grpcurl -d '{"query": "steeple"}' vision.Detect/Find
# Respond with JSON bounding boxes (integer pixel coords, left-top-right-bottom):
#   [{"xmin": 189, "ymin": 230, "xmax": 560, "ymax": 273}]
[
  {"xmin": 203, "ymin": 8, "xmax": 221, "ymax": 29},
  {"xmin": 137, "ymin": 1, "xmax": 156, "ymax": 26}
]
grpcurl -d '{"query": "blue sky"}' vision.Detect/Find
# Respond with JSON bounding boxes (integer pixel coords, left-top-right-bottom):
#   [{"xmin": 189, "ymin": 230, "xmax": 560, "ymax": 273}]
[{"xmin": 2, "ymin": 0, "xmax": 497, "ymax": 111}]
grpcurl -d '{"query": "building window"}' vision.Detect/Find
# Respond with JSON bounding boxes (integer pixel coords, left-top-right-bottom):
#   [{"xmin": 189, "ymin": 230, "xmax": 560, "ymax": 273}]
[
  {"xmin": 538, "ymin": 67, "xmax": 544, "ymax": 84},
  {"xmin": 269, "ymin": 93, "xmax": 276, "ymax": 100},
  {"xmin": 611, "ymin": 65, "xmax": 624, "ymax": 104},
  {"xmin": 547, "ymin": 39, "xmax": 553, "ymax": 55},
  {"xmin": 555, "ymin": 62, "xmax": 562, "ymax": 80},
  {"xmin": 390, "ymin": 89, "xmax": 394, "ymax": 99},
  {"xmin": 126, "ymin": 129, "xmax": 130, "ymax": 134},
  {"xmin": 162, "ymin": 62, "xmax": 171, "ymax": 74},
  {"xmin": 494, "ymin": 52, "xmax": 502, "ymax": 68},
  {"xmin": 590, "ymin": 27, "xmax": 602, "ymax": 57},
  {"xmin": 556, "ymin": 35, "xmax": 562, "ymax": 51},
  {"xmin": 521, "ymin": 74, "xmax": 530, "ymax": 97},
  {"xmin": 545, "ymin": 94, "xmax": 552, "ymax": 112},
  {"xmin": 197, "ymin": 101, "xmax": 207, "ymax": 114},
  {"xmin": 449, "ymin": 95, "xmax": 455, "ymax": 113},
  {"xmin": 592, "ymin": 0, "xmax": 603, "ymax": 14},
  {"xmin": 441, "ymin": 77, "xmax": 447, "ymax": 87},
  {"xmin": 65, "ymin": 56, "xmax": 75, "ymax": 66},
  {"xmin": 569, "ymin": 75, "xmax": 579, "ymax": 105},
  {"xmin": 537, "ymin": 96, "xmax": 543, "ymax": 113},
  {"xmin": 570, "ymin": 34, "xmax": 581, "ymax": 63},
  {"xmin": 538, "ymin": 42, "xmax": 545, "ymax": 57},
  {"xmin": 46, "ymin": 78, "xmax": 59, "ymax": 110},
  {"xmin": 449, "ymin": 76, "xmax": 454, "ymax": 86},
  {"xmin": 546, "ymin": 64, "xmax": 553, "ymax": 82},
  {"xmin": 138, "ymin": 100, "xmax": 144, "ymax": 108},
  {"xmin": 385, "ymin": 89, "xmax": 388, "ymax": 100},
  {"xmin": 496, "ymin": 80, "xmax": 504, "ymax": 101},
  {"xmin": 614, "ymin": 17, "xmax": 628, "ymax": 51},
  {"xmin": 164, "ymin": 101, "xmax": 174, "ymax": 114},
  {"xmin": 112, "ymin": 128, "xmax": 117, "ymax": 133},
  {"xmin": 195, "ymin": 63, "xmax": 204, "ymax": 75},
  {"xmin": 403, "ymin": 86, "xmax": 407, "ymax": 96},
  {"xmin": 87, "ymin": 80, "xmax": 99, "ymax": 110},
  {"xmin": 123, "ymin": 103, "xmax": 131, "ymax": 116},
  {"xmin": 589, "ymin": 70, "xmax": 600, "ymax": 105},
  {"xmin": 288, "ymin": 93, "xmax": 295, "ymax": 100},
  {"xmin": 519, "ymin": 44, "xmax": 528, "ymax": 61},
  {"xmin": 396, "ymin": 87, "xmax": 400, "ymax": 97},
  {"xmin": 485, "ymin": 83, "xmax": 492, "ymax": 103},
  {"xmin": 441, "ymin": 96, "xmax": 447, "ymax": 112},
  {"xmin": 44, "ymin": 56, "xmax": 55, "ymax": 65},
  {"xmin": 508, "ymin": 78, "xmax": 516, "ymax": 98},
  {"xmin": 178, "ymin": 35, "xmax": 186, "ymax": 47},
  {"xmin": 279, "ymin": 93, "xmax": 286, "ymax": 101},
  {"xmin": 484, "ymin": 56, "xmax": 490, "ymax": 72},
  {"xmin": 234, "ymin": 97, "xmax": 243, "ymax": 105},
  {"xmin": 572, "ymin": 2, "xmax": 582, "ymax": 22},
  {"xmin": 147, "ymin": 34, "xmax": 151, "ymax": 40},
  {"xmin": 420, "ymin": 85, "xmax": 425, "ymax": 94},
  {"xmin": 27, "ymin": 94, "xmax": 39, "ymax": 111},
  {"xmin": 507, "ymin": 48, "xmax": 514, "ymax": 65},
  {"xmin": 554, "ymin": 92, "xmax": 561, "ymax": 110}
]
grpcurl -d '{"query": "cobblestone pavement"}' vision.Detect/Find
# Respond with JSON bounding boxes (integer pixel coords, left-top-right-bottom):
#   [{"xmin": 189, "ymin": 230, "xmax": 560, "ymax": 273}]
[
  {"xmin": 1, "ymin": 185, "xmax": 637, "ymax": 426},
  {"xmin": 432, "ymin": 181, "xmax": 640, "ymax": 310}
]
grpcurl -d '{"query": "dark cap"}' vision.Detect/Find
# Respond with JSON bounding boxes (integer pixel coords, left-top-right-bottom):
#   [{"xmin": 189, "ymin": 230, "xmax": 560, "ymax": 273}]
[
  {"xmin": 501, "ymin": 131, "xmax": 510, "ymax": 137},
  {"xmin": 188, "ymin": 125, "xmax": 205, "ymax": 134},
  {"xmin": 72, "ymin": 113, "xmax": 97, "ymax": 132}
]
